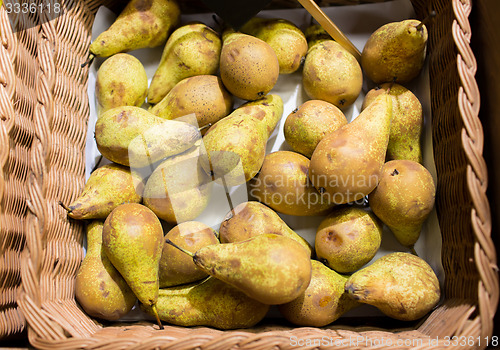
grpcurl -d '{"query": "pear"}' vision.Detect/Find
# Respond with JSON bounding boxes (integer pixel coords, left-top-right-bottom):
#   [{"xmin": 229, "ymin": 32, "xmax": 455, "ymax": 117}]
[
  {"xmin": 315, "ymin": 207, "xmax": 383, "ymax": 273},
  {"xmin": 302, "ymin": 39, "xmax": 362, "ymax": 109},
  {"xmin": 75, "ymin": 221, "xmax": 137, "ymax": 321},
  {"xmin": 89, "ymin": 0, "xmax": 180, "ymax": 58},
  {"xmin": 361, "ymin": 20, "xmax": 428, "ymax": 84},
  {"xmin": 249, "ymin": 151, "xmax": 336, "ymax": 216},
  {"xmin": 309, "ymin": 94, "xmax": 392, "ymax": 205},
  {"xmin": 147, "ymin": 23, "xmax": 222, "ymax": 104},
  {"xmin": 219, "ymin": 30, "xmax": 279, "ymax": 101},
  {"xmin": 149, "ymin": 75, "xmax": 233, "ymax": 131},
  {"xmin": 65, "ymin": 163, "xmax": 143, "ymax": 220},
  {"xmin": 278, "ymin": 260, "xmax": 359, "ymax": 327},
  {"xmin": 143, "ymin": 142, "xmax": 213, "ymax": 224},
  {"xmin": 240, "ymin": 17, "xmax": 308, "ymax": 74},
  {"xmin": 95, "ymin": 106, "xmax": 200, "ymax": 167},
  {"xmin": 304, "ymin": 23, "xmax": 331, "ymax": 50},
  {"xmin": 159, "ymin": 221, "xmax": 219, "ymax": 287},
  {"xmin": 142, "ymin": 277, "xmax": 270, "ymax": 329},
  {"xmin": 186, "ymin": 234, "xmax": 312, "ymax": 305},
  {"xmin": 102, "ymin": 203, "xmax": 164, "ymax": 327},
  {"xmin": 345, "ymin": 252, "xmax": 440, "ymax": 321},
  {"xmin": 284, "ymin": 100, "xmax": 347, "ymax": 158},
  {"xmin": 368, "ymin": 160, "xmax": 436, "ymax": 249},
  {"xmin": 219, "ymin": 201, "xmax": 312, "ymax": 256},
  {"xmin": 95, "ymin": 53, "xmax": 148, "ymax": 115},
  {"xmin": 200, "ymin": 94, "xmax": 283, "ymax": 185},
  {"xmin": 362, "ymin": 83, "xmax": 423, "ymax": 163}
]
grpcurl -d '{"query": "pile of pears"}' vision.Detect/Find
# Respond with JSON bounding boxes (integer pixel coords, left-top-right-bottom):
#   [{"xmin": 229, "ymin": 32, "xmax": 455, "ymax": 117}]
[{"xmin": 68, "ymin": 0, "xmax": 442, "ymax": 330}]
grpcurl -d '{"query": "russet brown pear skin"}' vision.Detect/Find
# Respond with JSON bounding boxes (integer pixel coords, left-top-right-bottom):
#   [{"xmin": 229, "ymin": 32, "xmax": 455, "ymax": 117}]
[
  {"xmin": 345, "ymin": 252, "xmax": 440, "ymax": 321},
  {"xmin": 75, "ymin": 221, "xmax": 137, "ymax": 321},
  {"xmin": 218, "ymin": 201, "xmax": 312, "ymax": 256},
  {"xmin": 193, "ymin": 234, "xmax": 312, "ymax": 305},
  {"xmin": 141, "ymin": 277, "xmax": 270, "ymax": 329},
  {"xmin": 309, "ymin": 94, "xmax": 392, "ymax": 205},
  {"xmin": 102, "ymin": 203, "xmax": 163, "ymax": 310}
]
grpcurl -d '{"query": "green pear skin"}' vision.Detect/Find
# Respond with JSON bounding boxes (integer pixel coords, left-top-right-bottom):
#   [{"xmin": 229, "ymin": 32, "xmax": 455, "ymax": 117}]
[
  {"xmin": 75, "ymin": 221, "xmax": 137, "ymax": 321},
  {"xmin": 368, "ymin": 160, "xmax": 436, "ymax": 248},
  {"xmin": 102, "ymin": 203, "xmax": 163, "ymax": 309},
  {"xmin": 95, "ymin": 106, "xmax": 200, "ymax": 167},
  {"xmin": 240, "ymin": 17, "xmax": 308, "ymax": 74},
  {"xmin": 66, "ymin": 163, "xmax": 143, "ymax": 220},
  {"xmin": 361, "ymin": 20, "xmax": 428, "ymax": 84},
  {"xmin": 309, "ymin": 94, "xmax": 392, "ymax": 204},
  {"xmin": 304, "ymin": 24, "xmax": 331, "ymax": 50},
  {"xmin": 147, "ymin": 23, "xmax": 222, "ymax": 104},
  {"xmin": 278, "ymin": 260, "xmax": 359, "ymax": 327},
  {"xmin": 89, "ymin": 0, "xmax": 180, "ymax": 58},
  {"xmin": 363, "ymin": 83, "xmax": 423, "ymax": 163},
  {"xmin": 218, "ymin": 201, "xmax": 312, "ymax": 256},
  {"xmin": 159, "ymin": 221, "xmax": 219, "ymax": 287},
  {"xmin": 345, "ymin": 252, "xmax": 440, "ymax": 321},
  {"xmin": 193, "ymin": 234, "xmax": 312, "ymax": 305},
  {"xmin": 315, "ymin": 207, "xmax": 383, "ymax": 273},
  {"xmin": 95, "ymin": 53, "xmax": 148, "ymax": 115},
  {"xmin": 142, "ymin": 277, "xmax": 270, "ymax": 329}
]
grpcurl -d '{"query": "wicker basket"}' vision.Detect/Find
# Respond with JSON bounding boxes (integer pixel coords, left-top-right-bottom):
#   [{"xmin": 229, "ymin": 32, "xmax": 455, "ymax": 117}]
[{"xmin": 0, "ymin": 0, "xmax": 497, "ymax": 348}]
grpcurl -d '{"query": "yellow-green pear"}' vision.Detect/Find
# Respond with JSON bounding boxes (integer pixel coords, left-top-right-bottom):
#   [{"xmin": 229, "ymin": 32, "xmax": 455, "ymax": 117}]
[
  {"xmin": 75, "ymin": 221, "xmax": 137, "ymax": 321},
  {"xmin": 95, "ymin": 106, "xmax": 200, "ymax": 167},
  {"xmin": 89, "ymin": 0, "xmax": 180, "ymax": 58},
  {"xmin": 142, "ymin": 277, "xmax": 270, "ymax": 329},
  {"xmin": 95, "ymin": 53, "xmax": 148, "ymax": 115},
  {"xmin": 219, "ymin": 201, "xmax": 312, "ymax": 256},
  {"xmin": 147, "ymin": 23, "xmax": 222, "ymax": 104},
  {"xmin": 362, "ymin": 83, "xmax": 423, "ymax": 163},
  {"xmin": 368, "ymin": 160, "xmax": 435, "ymax": 249},
  {"xmin": 65, "ymin": 163, "xmax": 143, "ymax": 220},
  {"xmin": 345, "ymin": 252, "xmax": 440, "ymax": 321},
  {"xmin": 361, "ymin": 20, "xmax": 428, "ymax": 84},
  {"xmin": 309, "ymin": 94, "xmax": 392, "ymax": 205},
  {"xmin": 240, "ymin": 17, "xmax": 308, "ymax": 74},
  {"xmin": 304, "ymin": 23, "xmax": 331, "ymax": 50},
  {"xmin": 278, "ymin": 260, "xmax": 359, "ymax": 327}
]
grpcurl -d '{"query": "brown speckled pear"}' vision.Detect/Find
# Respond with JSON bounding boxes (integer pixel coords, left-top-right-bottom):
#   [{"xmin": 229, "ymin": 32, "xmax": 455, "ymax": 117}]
[
  {"xmin": 278, "ymin": 260, "xmax": 359, "ymax": 327},
  {"xmin": 75, "ymin": 221, "xmax": 136, "ymax": 321},
  {"xmin": 304, "ymin": 24, "xmax": 331, "ymax": 50},
  {"xmin": 219, "ymin": 201, "xmax": 312, "ymax": 256},
  {"xmin": 361, "ymin": 20, "xmax": 428, "ymax": 84},
  {"xmin": 95, "ymin": 106, "xmax": 200, "ymax": 167},
  {"xmin": 284, "ymin": 100, "xmax": 347, "ymax": 158},
  {"xmin": 200, "ymin": 95, "xmax": 283, "ymax": 185},
  {"xmin": 143, "ymin": 142, "xmax": 212, "ymax": 224},
  {"xmin": 102, "ymin": 204, "xmax": 163, "ymax": 316},
  {"xmin": 249, "ymin": 151, "xmax": 336, "ymax": 216},
  {"xmin": 159, "ymin": 221, "xmax": 219, "ymax": 288},
  {"xmin": 147, "ymin": 23, "xmax": 222, "ymax": 104},
  {"xmin": 345, "ymin": 252, "xmax": 440, "ymax": 321},
  {"xmin": 89, "ymin": 0, "xmax": 180, "ymax": 58},
  {"xmin": 141, "ymin": 277, "xmax": 270, "ymax": 329},
  {"xmin": 363, "ymin": 83, "xmax": 423, "ymax": 163},
  {"xmin": 240, "ymin": 17, "xmax": 308, "ymax": 74},
  {"xmin": 66, "ymin": 163, "xmax": 143, "ymax": 220},
  {"xmin": 192, "ymin": 234, "xmax": 312, "ymax": 305},
  {"xmin": 95, "ymin": 53, "xmax": 148, "ymax": 115},
  {"xmin": 309, "ymin": 94, "xmax": 392, "ymax": 205},
  {"xmin": 368, "ymin": 160, "xmax": 436, "ymax": 249},
  {"xmin": 219, "ymin": 30, "xmax": 279, "ymax": 101},
  {"xmin": 302, "ymin": 40, "xmax": 362, "ymax": 109},
  {"xmin": 315, "ymin": 207, "xmax": 382, "ymax": 273},
  {"xmin": 149, "ymin": 75, "xmax": 233, "ymax": 132}
]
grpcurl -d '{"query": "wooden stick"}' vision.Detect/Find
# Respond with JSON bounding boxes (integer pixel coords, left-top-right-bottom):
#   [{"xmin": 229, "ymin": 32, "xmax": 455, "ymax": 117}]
[{"xmin": 296, "ymin": 0, "xmax": 361, "ymax": 62}]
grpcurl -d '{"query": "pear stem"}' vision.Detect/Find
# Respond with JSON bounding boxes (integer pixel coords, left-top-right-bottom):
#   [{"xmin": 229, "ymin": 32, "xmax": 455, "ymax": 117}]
[
  {"xmin": 165, "ymin": 238, "xmax": 194, "ymax": 257},
  {"xmin": 198, "ymin": 123, "xmax": 212, "ymax": 132},
  {"xmin": 81, "ymin": 53, "xmax": 95, "ymax": 68},
  {"xmin": 151, "ymin": 304, "xmax": 164, "ymax": 330},
  {"xmin": 220, "ymin": 175, "xmax": 235, "ymax": 216},
  {"xmin": 410, "ymin": 246, "xmax": 419, "ymax": 256},
  {"xmin": 59, "ymin": 201, "xmax": 72, "ymax": 213},
  {"xmin": 416, "ymin": 10, "xmax": 436, "ymax": 31}
]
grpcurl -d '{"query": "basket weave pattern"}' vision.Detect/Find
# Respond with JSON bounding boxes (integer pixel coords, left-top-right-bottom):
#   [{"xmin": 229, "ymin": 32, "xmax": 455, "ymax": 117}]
[{"xmin": 0, "ymin": 0, "xmax": 497, "ymax": 348}]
